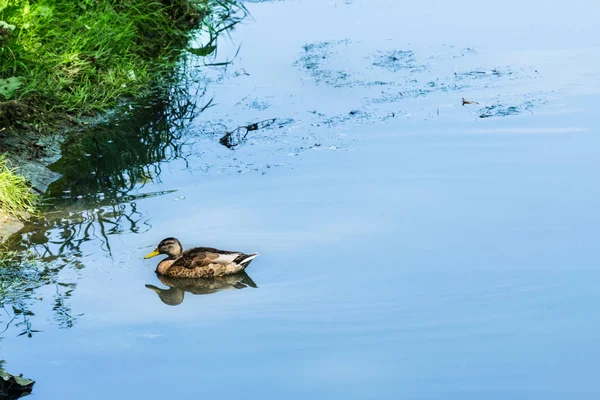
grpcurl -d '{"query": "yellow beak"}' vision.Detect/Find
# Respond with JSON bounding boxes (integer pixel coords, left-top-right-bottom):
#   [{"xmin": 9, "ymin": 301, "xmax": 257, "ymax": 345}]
[{"xmin": 144, "ymin": 249, "xmax": 160, "ymax": 259}]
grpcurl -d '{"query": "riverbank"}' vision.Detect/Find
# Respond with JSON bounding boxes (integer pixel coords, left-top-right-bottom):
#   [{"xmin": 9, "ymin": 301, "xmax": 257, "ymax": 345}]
[{"xmin": 0, "ymin": 0, "xmax": 244, "ymax": 238}]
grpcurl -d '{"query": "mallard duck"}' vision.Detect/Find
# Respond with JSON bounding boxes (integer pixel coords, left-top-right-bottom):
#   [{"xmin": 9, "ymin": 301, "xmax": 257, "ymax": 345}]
[
  {"xmin": 145, "ymin": 272, "xmax": 258, "ymax": 306},
  {"xmin": 144, "ymin": 237, "xmax": 259, "ymax": 278}
]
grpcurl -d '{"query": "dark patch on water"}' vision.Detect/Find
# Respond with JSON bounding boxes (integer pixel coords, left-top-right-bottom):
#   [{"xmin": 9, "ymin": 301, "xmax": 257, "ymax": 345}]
[
  {"xmin": 372, "ymin": 50, "xmax": 425, "ymax": 73},
  {"xmin": 455, "ymin": 68, "xmax": 510, "ymax": 80},
  {"xmin": 316, "ymin": 109, "xmax": 373, "ymax": 127},
  {"xmin": 44, "ymin": 84, "xmax": 206, "ymax": 203},
  {"xmin": 479, "ymin": 104, "xmax": 522, "ymax": 118},
  {"xmin": 478, "ymin": 98, "xmax": 542, "ymax": 118},
  {"xmin": 294, "ymin": 40, "xmax": 354, "ymax": 87},
  {"xmin": 236, "ymin": 95, "xmax": 272, "ymax": 111}
]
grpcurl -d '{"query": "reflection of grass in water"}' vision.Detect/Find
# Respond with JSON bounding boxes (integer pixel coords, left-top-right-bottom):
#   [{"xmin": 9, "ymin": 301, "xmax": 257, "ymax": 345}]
[
  {"xmin": 5, "ymin": 199, "xmax": 152, "ymax": 261},
  {"xmin": 46, "ymin": 75, "xmax": 210, "ymax": 201},
  {"xmin": 0, "ymin": 253, "xmax": 47, "ymax": 338},
  {"xmin": 0, "ymin": 252, "xmax": 77, "ymax": 337}
]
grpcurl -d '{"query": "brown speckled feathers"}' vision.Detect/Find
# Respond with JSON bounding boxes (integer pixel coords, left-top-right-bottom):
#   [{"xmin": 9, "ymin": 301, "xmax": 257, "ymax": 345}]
[{"xmin": 145, "ymin": 238, "xmax": 258, "ymax": 278}]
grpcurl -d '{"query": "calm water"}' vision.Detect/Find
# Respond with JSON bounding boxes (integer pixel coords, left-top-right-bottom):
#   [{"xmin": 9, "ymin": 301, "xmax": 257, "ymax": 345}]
[{"xmin": 2, "ymin": 0, "xmax": 600, "ymax": 398}]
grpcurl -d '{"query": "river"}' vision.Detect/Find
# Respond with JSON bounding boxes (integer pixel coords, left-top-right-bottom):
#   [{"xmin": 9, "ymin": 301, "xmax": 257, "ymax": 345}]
[{"xmin": 2, "ymin": 0, "xmax": 600, "ymax": 398}]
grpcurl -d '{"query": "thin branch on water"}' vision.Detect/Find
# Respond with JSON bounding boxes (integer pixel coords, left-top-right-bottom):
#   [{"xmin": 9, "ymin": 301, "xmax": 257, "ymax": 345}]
[{"xmin": 219, "ymin": 118, "xmax": 277, "ymax": 148}]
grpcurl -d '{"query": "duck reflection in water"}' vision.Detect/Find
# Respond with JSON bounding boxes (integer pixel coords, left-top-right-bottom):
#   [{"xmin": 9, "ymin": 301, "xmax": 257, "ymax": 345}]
[{"xmin": 146, "ymin": 272, "xmax": 258, "ymax": 306}]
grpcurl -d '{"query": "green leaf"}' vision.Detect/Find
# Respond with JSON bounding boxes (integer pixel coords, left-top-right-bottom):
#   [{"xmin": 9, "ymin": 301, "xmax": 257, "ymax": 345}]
[
  {"xmin": 187, "ymin": 45, "xmax": 216, "ymax": 57},
  {"xmin": 0, "ymin": 77, "xmax": 23, "ymax": 100}
]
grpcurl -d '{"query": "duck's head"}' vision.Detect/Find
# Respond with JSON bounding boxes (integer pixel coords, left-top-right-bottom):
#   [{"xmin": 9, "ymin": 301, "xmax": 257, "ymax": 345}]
[{"xmin": 144, "ymin": 237, "xmax": 183, "ymax": 259}]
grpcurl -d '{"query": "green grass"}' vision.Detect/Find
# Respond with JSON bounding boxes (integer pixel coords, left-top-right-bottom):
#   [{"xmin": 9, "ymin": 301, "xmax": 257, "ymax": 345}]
[
  {"xmin": 0, "ymin": 155, "xmax": 37, "ymax": 217},
  {"xmin": 0, "ymin": 0, "xmax": 241, "ymax": 122}
]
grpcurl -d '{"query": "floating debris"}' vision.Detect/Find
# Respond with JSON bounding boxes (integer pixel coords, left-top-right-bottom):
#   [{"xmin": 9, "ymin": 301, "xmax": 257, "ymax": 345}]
[
  {"xmin": 478, "ymin": 104, "xmax": 521, "ymax": 118},
  {"xmin": 219, "ymin": 118, "xmax": 277, "ymax": 148},
  {"xmin": 0, "ymin": 369, "xmax": 35, "ymax": 399},
  {"xmin": 462, "ymin": 97, "xmax": 480, "ymax": 105}
]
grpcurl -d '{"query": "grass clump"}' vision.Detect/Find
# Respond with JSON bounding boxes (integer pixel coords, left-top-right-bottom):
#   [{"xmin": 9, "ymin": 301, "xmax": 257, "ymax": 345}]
[
  {"xmin": 0, "ymin": 0, "xmax": 227, "ymax": 125},
  {"xmin": 0, "ymin": 155, "xmax": 37, "ymax": 217}
]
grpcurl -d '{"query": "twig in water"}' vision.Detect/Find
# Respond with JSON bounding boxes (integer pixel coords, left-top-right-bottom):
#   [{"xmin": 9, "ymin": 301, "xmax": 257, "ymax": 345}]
[{"xmin": 219, "ymin": 118, "xmax": 276, "ymax": 148}]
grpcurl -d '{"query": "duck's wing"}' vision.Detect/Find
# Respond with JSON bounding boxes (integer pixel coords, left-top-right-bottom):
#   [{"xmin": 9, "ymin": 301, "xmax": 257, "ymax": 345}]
[{"xmin": 172, "ymin": 247, "xmax": 243, "ymax": 269}]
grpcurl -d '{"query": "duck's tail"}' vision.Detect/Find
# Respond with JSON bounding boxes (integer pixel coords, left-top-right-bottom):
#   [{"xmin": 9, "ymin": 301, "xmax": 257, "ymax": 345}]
[{"xmin": 236, "ymin": 253, "xmax": 259, "ymax": 268}]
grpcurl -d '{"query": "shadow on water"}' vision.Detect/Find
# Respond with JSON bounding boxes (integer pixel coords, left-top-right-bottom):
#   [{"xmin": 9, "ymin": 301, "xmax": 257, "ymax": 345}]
[
  {"xmin": 47, "ymin": 87, "xmax": 203, "ymax": 204},
  {"xmin": 145, "ymin": 272, "xmax": 257, "ymax": 306}
]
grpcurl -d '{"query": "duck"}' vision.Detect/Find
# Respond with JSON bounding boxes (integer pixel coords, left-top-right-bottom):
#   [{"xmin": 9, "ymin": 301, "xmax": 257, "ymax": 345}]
[
  {"xmin": 144, "ymin": 237, "xmax": 259, "ymax": 278},
  {"xmin": 145, "ymin": 272, "xmax": 258, "ymax": 306}
]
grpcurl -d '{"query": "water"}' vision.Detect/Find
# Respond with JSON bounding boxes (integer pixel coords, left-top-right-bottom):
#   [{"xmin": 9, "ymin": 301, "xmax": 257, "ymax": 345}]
[{"xmin": 2, "ymin": 0, "xmax": 600, "ymax": 398}]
